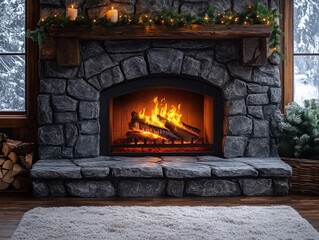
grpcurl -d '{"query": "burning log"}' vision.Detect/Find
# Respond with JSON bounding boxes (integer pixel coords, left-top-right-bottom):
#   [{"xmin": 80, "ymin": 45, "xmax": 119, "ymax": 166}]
[
  {"xmin": 129, "ymin": 111, "xmax": 180, "ymax": 140},
  {"xmin": 181, "ymin": 122, "xmax": 200, "ymax": 136},
  {"xmin": 157, "ymin": 115, "xmax": 199, "ymax": 142}
]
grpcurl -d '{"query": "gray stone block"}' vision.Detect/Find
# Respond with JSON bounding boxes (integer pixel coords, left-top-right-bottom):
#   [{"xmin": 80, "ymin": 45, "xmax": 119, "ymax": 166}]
[
  {"xmin": 54, "ymin": 112, "xmax": 77, "ymax": 124},
  {"xmin": 100, "ymin": 66, "xmax": 124, "ymax": 89},
  {"xmin": 273, "ymin": 178, "xmax": 290, "ymax": 196},
  {"xmin": 215, "ymin": 40, "xmax": 240, "ymax": 63},
  {"xmin": 31, "ymin": 165, "xmax": 82, "ymax": 179},
  {"xmin": 64, "ymin": 124, "xmax": 78, "ymax": 147},
  {"xmin": 84, "ymin": 53, "xmax": 114, "ymax": 78},
  {"xmin": 51, "ymin": 96, "xmax": 77, "ymax": 112},
  {"xmin": 270, "ymin": 109, "xmax": 282, "ymax": 137},
  {"xmin": 34, "ymin": 159, "xmax": 75, "ymax": 167},
  {"xmin": 239, "ymin": 179, "xmax": 273, "ymax": 196},
  {"xmin": 270, "ymin": 87, "xmax": 281, "ymax": 103},
  {"xmin": 247, "ymin": 93, "xmax": 269, "ymax": 105},
  {"xmin": 167, "ymin": 180, "xmax": 185, "ymax": 197},
  {"xmin": 195, "ymin": 50, "xmax": 214, "ymax": 79},
  {"xmin": 226, "ymin": 100, "xmax": 247, "ymax": 116},
  {"xmin": 223, "ymin": 79, "xmax": 247, "ymax": 100},
  {"xmin": 66, "ymin": 180, "xmax": 115, "ymax": 197},
  {"xmin": 38, "ymin": 147, "xmax": 62, "ymax": 159},
  {"xmin": 121, "ymin": 56, "xmax": 148, "ymax": 80},
  {"xmin": 136, "ymin": 0, "xmax": 174, "ymax": 16},
  {"xmin": 148, "ymin": 48, "xmax": 184, "ymax": 74},
  {"xmin": 161, "ymin": 156, "xmax": 198, "ymax": 163},
  {"xmin": 227, "ymin": 116, "xmax": 253, "ymax": 135},
  {"xmin": 40, "ymin": 79, "xmax": 66, "ymax": 94},
  {"xmin": 47, "ymin": 180, "xmax": 67, "ymax": 197},
  {"xmin": 105, "ymin": 40, "xmax": 150, "ymax": 53},
  {"xmin": 246, "ymin": 138, "xmax": 270, "ymax": 157},
  {"xmin": 79, "ymin": 101, "xmax": 99, "ymax": 120},
  {"xmin": 73, "ymin": 156, "xmax": 113, "ymax": 167},
  {"xmin": 269, "ymin": 52, "xmax": 281, "ymax": 65},
  {"xmin": 181, "ymin": 3, "xmax": 208, "ymax": 16},
  {"xmin": 81, "ymin": 167, "xmax": 110, "ymax": 178},
  {"xmin": 111, "ymin": 163, "xmax": 163, "ymax": 178},
  {"xmin": 80, "ymin": 41, "xmax": 105, "ymax": 60},
  {"xmin": 163, "ymin": 163, "xmax": 211, "ymax": 178},
  {"xmin": 38, "ymin": 95, "xmax": 52, "ymax": 125},
  {"xmin": 253, "ymin": 120, "xmax": 269, "ymax": 137},
  {"xmin": 87, "ymin": 76, "xmax": 101, "ymax": 90},
  {"xmin": 182, "ymin": 56, "xmax": 201, "ymax": 76},
  {"xmin": 253, "ymin": 64, "xmax": 280, "ymax": 87},
  {"xmin": 45, "ymin": 61, "xmax": 78, "ymax": 79},
  {"xmin": 74, "ymin": 135, "xmax": 99, "ymax": 158},
  {"xmin": 248, "ymin": 84, "xmax": 269, "ymax": 93},
  {"xmin": 209, "ymin": 0, "xmax": 231, "ymax": 12},
  {"xmin": 32, "ymin": 180, "xmax": 50, "ymax": 197},
  {"xmin": 206, "ymin": 62, "xmax": 230, "ymax": 88},
  {"xmin": 197, "ymin": 156, "xmax": 225, "ymax": 162},
  {"xmin": 117, "ymin": 180, "xmax": 166, "ymax": 197},
  {"xmin": 223, "ymin": 136, "xmax": 248, "ymax": 158},
  {"xmin": 67, "ymin": 79, "xmax": 99, "ymax": 101},
  {"xmin": 153, "ymin": 40, "xmax": 213, "ymax": 49},
  {"xmin": 78, "ymin": 120, "xmax": 100, "ymax": 135},
  {"xmin": 39, "ymin": 125, "xmax": 64, "ymax": 146},
  {"xmin": 228, "ymin": 61, "xmax": 252, "ymax": 81},
  {"xmin": 185, "ymin": 179, "xmax": 242, "ymax": 196},
  {"xmin": 62, "ymin": 147, "xmax": 73, "ymax": 159},
  {"xmin": 247, "ymin": 106, "xmax": 264, "ymax": 119}
]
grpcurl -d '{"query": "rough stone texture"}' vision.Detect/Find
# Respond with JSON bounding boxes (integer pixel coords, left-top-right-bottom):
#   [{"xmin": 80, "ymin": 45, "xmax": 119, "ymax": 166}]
[
  {"xmin": 66, "ymin": 180, "xmax": 115, "ymax": 197},
  {"xmin": 163, "ymin": 163, "xmax": 211, "ymax": 178},
  {"xmin": 215, "ymin": 40, "xmax": 240, "ymax": 63},
  {"xmin": 62, "ymin": 147, "xmax": 73, "ymax": 159},
  {"xmin": 195, "ymin": 50, "xmax": 214, "ymax": 79},
  {"xmin": 78, "ymin": 120, "xmax": 100, "ymax": 135},
  {"xmin": 225, "ymin": 100, "xmax": 246, "ymax": 116},
  {"xmin": 270, "ymin": 87, "xmax": 281, "ymax": 103},
  {"xmin": 247, "ymin": 93, "xmax": 269, "ymax": 105},
  {"xmin": 161, "ymin": 156, "xmax": 198, "ymax": 163},
  {"xmin": 87, "ymin": 76, "xmax": 101, "ymax": 90},
  {"xmin": 38, "ymin": 147, "xmax": 62, "ymax": 159},
  {"xmin": 74, "ymin": 135, "xmax": 99, "ymax": 158},
  {"xmin": 167, "ymin": 180, "xmax": 185, "ymax": 197},
  {"xmin": 67, "ymin": 79, "xmax": 99, "ymax": 101},
  {"xmin": 81, "ymin": 167, "xmax": 110, "ymax": 178},
  {"xmin": 51, "ymin": 96, "xmax": 77, "ymax": 112},
  {"xmin": 273, "ymin": 178, "xmax": 290, "ymax": 196},
  {"xmin": 81, "ymin": 41, "xmax": 105, "ymax": 60},
  {"xmin": 47, "ymin": 180, "xmax": 67, "ymax": 197},
  {"xmin": 181, "ymin": 56, "xmax": 201, "ymax": 76},
  {"xmin": 181, "ymin": 3, "xmax": 208, "ymax": 16},
  {"xmin": 121, "ymin": 56, "xmax": 148, "ymax": 80},
  {"xmin": 32, "ymin": 180, "xmax": 50, "ymax": 197},
  {"xmin": 185, "ymin": 179, "xmax": 242, "ymax": 196},
  {"xmin": 206, "ymin": 62, "xmax": 230, "ymax": 88},
  {"xmin": 84, "ymin": 53, "xmax": 114, "ymax": 78},
  {"xmin": 239, "ymin": 179, "xmax": 273, "ymax": 196},
  {"xmin": 223, "ymin": 136, "xmax": 248, "ymax": 158},
  {"xmin": 45, "ymin": 61, "xmax": 78, "ymax": 79},
  {"xmin": 209, "ymin": 0, "xmax": 231, "ymax": 12},
  {"xmin": 111, "ymin": 163, "xmax": 163, "ymax": 178},
  {"xmin": 253, "ymin": 64, "xmax": 280, "ymax": 87},
  {"xmin": 39, "ymin": 125, "xmax": 64, "ymax": 146},
  {"xmin": 54, "ymin": 112, "xmax": 77, "ymax": 124},
  {"xmin": 38, "ymin": 95, "xmax": 52, "ymax": 125},
  {"xmin": 40, "ymin": 79, "xmax": 66, "ymax": 94},
  {"xmin": 227, "ymin": 116, "xmax": 253, "ymax": 135},
  {"xmin": 223, "ymin": 79, "xmax": 247, "ymax": 100},
  {"xmin": 148, "ymin": 48, "xmax": 184, "ymax": 74},
  {"xmin": 253, "ymin": 120, "xmax": 269, "ymax": 137},
  {"xmin": 246, "ymin": 138, "xmax": 270, "ymax": 157},
  {"xmin": 248, "ymin": 84, "xmax": 269, "ymax": 93},
  {"xmin": 136, "ymin": 0, "xmax": 175, "ymax": 16},
  {"xmin": 31, "ymin": 166, "xmax": 82, "ymax": 179},
  {"xmin": 79, "ymin": 101, "xmax": 99, "ymax": 120},
  {"xmin": 105, "ymin": 40, "xmax": 150, "ymax": 53},
  {"xmin": 117, "ymin": 180, "xmax": 166, "ymax": 197},
  {"xmin": 64, "ymin": 124, "xmax": 78, "ymax": 146},
  {"xmin": 248, "ymin": 106, "xmax": 264, "ymax": 119},
  {"xmin": 228, "ymin": 61, "xmax": 252, "ymax": 81},
  {"xmin": 99, "ymin": 66, "xmax": 124, "ymax": 88}
]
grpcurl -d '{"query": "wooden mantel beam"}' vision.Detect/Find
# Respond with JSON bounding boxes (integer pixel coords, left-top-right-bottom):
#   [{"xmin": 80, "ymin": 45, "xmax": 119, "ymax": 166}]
[{"xmin": 41, "ymin": 24, "xmax": 273, "ymax": 67}]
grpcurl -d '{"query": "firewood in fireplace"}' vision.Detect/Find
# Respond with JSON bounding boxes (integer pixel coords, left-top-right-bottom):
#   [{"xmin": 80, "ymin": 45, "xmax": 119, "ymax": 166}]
[{"xmin": 157, "ymin": 115, "xmax": 199, "ymax": 142}]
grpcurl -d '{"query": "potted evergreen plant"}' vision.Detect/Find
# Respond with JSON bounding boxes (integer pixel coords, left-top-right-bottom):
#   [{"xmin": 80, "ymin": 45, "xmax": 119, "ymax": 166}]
[{"xmin": 279, "ymin": 99, "xmax": 319, "ymax": 195}]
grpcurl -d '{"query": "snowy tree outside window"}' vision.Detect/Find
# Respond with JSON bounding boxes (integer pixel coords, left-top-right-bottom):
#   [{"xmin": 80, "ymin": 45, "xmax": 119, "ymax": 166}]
[
  {"xmin": 294, "ymin": 0, "xmax": 319, "ymax": 105},
  {"xmin": 0, "ymin": 0, "xmax": 25, "ymax": 111}
]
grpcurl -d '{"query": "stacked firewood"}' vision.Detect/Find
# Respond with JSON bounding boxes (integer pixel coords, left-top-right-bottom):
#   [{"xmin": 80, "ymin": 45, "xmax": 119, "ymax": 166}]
[{"xmin": 0, "ymin": 133, "xmax": 34, "ymax": 191}]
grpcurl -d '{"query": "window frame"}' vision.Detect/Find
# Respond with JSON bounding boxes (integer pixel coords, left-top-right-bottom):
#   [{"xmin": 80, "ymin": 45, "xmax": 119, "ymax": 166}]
[{"xmin": 0, "ymin": 0, "xmax": 39, "ymax": 128}]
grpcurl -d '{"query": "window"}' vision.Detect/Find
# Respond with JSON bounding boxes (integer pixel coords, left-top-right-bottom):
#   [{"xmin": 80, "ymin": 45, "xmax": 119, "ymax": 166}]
[
  {"xmin": 293, "ymin": 0, "xmax": 319, "ymax": 105},
  {"xmin": 0, "ymin": 0, "xmax": 26, "ymax": 112}
]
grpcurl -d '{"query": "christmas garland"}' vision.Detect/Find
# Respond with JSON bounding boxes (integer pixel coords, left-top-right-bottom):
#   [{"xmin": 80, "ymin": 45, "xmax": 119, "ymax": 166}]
[{"xmin": 28, "ymin": 0, "xmax": 282, "ymax": 55}]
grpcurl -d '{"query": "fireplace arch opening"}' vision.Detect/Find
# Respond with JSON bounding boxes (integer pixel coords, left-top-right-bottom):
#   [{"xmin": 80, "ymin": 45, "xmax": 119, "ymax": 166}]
[{"xmin": 100, "ymin": 74, "xmax": 224, "ymax": 156}]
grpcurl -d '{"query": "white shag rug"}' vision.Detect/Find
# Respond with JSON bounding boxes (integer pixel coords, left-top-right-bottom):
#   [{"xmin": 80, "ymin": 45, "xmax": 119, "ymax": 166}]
[{"xmin": 11, "ymin": 206, "xmax": 319, "ymax": 240}]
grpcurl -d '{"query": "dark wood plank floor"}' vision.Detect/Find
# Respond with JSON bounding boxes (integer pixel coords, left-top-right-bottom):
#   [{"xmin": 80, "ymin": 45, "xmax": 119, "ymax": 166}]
[{"xmin": 1, "ymin": 193, "xmax": 318, "ymax": 239}]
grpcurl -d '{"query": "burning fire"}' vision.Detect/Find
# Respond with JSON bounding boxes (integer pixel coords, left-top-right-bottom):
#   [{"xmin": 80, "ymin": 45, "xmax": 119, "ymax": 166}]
[{"xmin": 138, "ymin": 97, "xmax": 184, "ymax": 130}]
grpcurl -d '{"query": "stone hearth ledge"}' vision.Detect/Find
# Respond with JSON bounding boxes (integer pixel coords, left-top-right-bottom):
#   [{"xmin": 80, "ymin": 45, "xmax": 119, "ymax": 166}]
[{"xmin": 31, "ymin": 156, "xmax": 292, "ymax": 198}]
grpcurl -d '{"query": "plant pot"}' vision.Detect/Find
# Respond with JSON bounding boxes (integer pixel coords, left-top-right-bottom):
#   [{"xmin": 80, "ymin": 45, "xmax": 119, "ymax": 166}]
[{"xmin": 281, "ymin": 157, "xmax": 319, "ymax": 195}]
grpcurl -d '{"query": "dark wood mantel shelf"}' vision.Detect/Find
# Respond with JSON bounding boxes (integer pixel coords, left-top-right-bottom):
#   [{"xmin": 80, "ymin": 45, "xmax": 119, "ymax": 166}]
[{"xmin": 41, "ymin": 24, "xmax": 273, "ymax": 67}]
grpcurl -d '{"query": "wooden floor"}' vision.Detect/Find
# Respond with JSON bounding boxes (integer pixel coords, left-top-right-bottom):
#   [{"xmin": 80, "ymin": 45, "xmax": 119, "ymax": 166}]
[{"xmin": 0, "ymin": 193, "xmax": 318, "ymax": 239}]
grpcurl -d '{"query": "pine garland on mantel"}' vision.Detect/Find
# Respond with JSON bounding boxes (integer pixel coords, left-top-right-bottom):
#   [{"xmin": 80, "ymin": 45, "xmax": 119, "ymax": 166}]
[{"xmin": 28, "ymin": 0, "xmax": 282, "ymax": 56}]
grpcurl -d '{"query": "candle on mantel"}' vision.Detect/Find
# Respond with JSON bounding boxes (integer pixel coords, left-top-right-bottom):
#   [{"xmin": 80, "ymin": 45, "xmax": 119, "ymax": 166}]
[
  {"xmin": 106, "ymin": 7, "xmax": 118, "ymax": 23},
  {"xmin": 66, "ymin": 4, "xmax": 78, "ymax": 20}
]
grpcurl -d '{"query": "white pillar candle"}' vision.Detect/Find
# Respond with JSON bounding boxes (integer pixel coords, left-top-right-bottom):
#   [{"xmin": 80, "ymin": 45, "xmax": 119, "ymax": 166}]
[
  {"xmin": 106, "ymin": 7, "xmax": 118, "ymax": 23},
  {"xmin": 67, "ymin": 5, "xmax": 78, "ymax": 20}
]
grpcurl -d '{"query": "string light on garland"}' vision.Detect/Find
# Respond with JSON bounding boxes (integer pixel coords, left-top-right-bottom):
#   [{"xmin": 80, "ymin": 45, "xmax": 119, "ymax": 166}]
[{"xmin": 28, "ymin": 0, "xmax": 282, "ymax": 57}]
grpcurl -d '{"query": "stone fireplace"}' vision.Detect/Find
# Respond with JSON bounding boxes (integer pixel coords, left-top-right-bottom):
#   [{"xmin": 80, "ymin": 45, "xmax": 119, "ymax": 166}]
[{"xmin": 31, "ymin": 0, "xmax": 291, "ymax": 198}]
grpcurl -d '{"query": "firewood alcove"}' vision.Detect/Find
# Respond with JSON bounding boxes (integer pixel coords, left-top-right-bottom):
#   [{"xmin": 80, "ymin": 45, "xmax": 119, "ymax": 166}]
[{"xmin": 42, "ymin": 24, "xmax": 272, "ymax": 67}]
